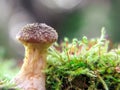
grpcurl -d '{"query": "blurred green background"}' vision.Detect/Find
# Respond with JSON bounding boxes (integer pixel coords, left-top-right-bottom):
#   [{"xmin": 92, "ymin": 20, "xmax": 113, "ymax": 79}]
[{"xmin": 0, "ymin": 0, "xmax": 120, "ymax": 58}]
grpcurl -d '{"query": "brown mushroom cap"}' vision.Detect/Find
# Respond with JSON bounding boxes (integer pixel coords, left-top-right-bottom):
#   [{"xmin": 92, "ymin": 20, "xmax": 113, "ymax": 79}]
[{"xmin": 16, "ymin": 23, "xmax": 58, "ymax": 43}]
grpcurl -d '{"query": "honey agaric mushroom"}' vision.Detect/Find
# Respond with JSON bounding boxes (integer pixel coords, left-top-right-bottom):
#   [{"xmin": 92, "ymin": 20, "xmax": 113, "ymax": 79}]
[{"xmin": 13, "ymin": 23, "xmax": 58, "ymax": 90}]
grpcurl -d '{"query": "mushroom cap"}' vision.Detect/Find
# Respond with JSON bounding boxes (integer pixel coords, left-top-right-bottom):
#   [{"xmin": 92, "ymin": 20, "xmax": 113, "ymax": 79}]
[{"xmin": 16, "ymin": 23, "xmax": 58, "ymax": 43}]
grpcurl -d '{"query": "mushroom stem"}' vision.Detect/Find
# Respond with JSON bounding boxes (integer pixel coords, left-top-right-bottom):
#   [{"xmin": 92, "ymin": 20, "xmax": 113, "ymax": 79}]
[
  {"xmin": 14, "ymin": 43, "xmax": 47, "ymax": 90},
  {"xmin": 21, "ymin": 43, "xmax": 47, "ymax": 76}
]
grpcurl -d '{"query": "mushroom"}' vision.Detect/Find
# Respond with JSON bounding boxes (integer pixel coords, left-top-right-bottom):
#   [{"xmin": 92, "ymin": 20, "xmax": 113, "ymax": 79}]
[{"xmin": 13, "ymin": 23, "xmax": 58, "ymax": 90}]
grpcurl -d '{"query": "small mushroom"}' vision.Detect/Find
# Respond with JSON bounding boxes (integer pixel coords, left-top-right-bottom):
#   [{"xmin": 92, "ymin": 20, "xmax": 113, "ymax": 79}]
[{"xmin": 13, "ymin": 23, "xmax": 58, "ymax": 90}]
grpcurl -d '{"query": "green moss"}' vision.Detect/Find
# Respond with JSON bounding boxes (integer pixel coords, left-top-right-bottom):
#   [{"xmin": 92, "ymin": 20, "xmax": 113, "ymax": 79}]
[
  {"xmin": 0, "ymin": 58, "xmax": 19, "ymax": 89},
  {"xmin": 46, "ymin": 29, "xmax": 120, "ymax": 90}
]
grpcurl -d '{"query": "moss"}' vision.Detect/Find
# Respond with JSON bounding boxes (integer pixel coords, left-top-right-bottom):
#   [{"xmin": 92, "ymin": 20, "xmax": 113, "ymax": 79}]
[{"xmin": 46, "ymin": 29, "xmax": 120, "ymax": 90}]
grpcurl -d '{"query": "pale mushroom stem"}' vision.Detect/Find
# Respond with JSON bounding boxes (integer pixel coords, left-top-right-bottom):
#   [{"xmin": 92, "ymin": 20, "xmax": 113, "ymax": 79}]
[
  {"xmin": 14, "ymin": 43, "xmax": 48, "ymax": 90},
  {"xmin": 21, "ymin": 43, "xmax": 47, "ymax": 76}
]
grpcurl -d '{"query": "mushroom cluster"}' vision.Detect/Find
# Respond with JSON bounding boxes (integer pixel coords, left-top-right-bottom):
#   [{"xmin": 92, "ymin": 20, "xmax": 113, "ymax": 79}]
[{"xmin": 12, "ymin": 23, "xmax": 58, "ymax": 90}]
